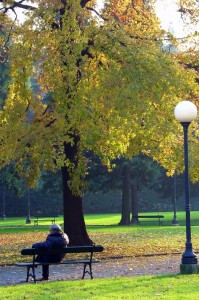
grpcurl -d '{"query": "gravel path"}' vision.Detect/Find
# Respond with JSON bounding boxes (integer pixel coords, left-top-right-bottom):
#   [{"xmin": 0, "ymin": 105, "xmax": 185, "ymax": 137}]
[{"xmin": 0, "ymin": 254, "xmax": 181, "ymax": 286}]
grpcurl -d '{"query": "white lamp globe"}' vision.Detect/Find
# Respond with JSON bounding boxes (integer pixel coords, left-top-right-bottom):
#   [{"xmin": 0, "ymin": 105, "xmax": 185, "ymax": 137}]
[{"xmin": 174, "ymin": 101, "xmax": 197, "ymax": 123}]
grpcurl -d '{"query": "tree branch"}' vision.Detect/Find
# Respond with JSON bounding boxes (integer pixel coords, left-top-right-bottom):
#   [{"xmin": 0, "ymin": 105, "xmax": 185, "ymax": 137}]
[
  {"xmin": 85, "ymin": 6, "xmax": 108, "ymax": 21},
  {"xmin": 80, "ymin": 0, "xmax": 91, "ymax": 8},
  {"xmin": 0, "ymin": 0, "xmax": 36, "ymax": 13}
]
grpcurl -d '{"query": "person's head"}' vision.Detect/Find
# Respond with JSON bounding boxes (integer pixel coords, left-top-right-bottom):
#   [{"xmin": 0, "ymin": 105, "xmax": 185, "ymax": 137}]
[{"xmin": 50, "ymin": 224, "xmax": 62, "ymax": 234}]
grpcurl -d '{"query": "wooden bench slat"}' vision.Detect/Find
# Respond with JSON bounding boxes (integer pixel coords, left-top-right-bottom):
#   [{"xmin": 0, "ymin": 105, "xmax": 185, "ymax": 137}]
[
  {"xmin": 33, "ymin": 216, "xmax": 58, "ymax": 226},
  {"xmin": 15, "ymin": 259, "xmax": 100, "ymax": 267},
  {"xmin": 21, "ymin": 245, "xmax": 104, "ymax": 255},
  {"xmin": 132, "ymin": 215, "xmax": 164, "ymax": 225},
  {"xmin": 132, "ymin": 215, "xmax": 164, "ymax": 218}
]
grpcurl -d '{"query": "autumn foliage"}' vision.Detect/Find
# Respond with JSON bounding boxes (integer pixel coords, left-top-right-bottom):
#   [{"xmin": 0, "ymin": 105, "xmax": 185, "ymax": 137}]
[
  {"xmin": 1, "ymin": 228, "xmax": 199, "ymax": 265},
  {"xmin": 0, "ymin": 0, "xmax": 198, "ymax": 188}
]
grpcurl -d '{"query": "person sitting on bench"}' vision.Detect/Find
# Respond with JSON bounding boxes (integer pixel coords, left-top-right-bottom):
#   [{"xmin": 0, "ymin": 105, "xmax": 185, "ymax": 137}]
[{"xmin": 32, "ymin": 223, "xmax": 69, "ymax": 281}]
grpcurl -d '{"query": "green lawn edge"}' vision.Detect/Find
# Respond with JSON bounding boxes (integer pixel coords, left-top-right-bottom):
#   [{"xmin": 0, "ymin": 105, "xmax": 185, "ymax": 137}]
[{"xmin": 1, "ymin": 274, "xmax": 199, "ymax": 300}]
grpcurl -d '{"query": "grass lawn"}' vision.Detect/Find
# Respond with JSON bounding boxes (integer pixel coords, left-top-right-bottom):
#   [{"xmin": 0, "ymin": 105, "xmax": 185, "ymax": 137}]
[
  {"xmin": 1, "ymin": 213, "xmax": 199, "ymax": 299},
  {"xmin": 1, "ymin": 274, "xmax": 199, "ymax": 299},
  {"xmin": 1, "ymin": 211, "xmax": 199, "ymax": 227},
  {"xmin": 0, "ymin": 212, "xmax": 199, "ymax": 264}
]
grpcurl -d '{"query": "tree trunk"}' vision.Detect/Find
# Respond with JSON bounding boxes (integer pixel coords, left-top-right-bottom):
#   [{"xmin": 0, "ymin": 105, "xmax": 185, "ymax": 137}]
[
  {"xmin": 131, "ymin": 182, "xmax": 139, "ymax": 225},
  {"xmin": 118, "ymin": 162, "xmax": 131, "ymax": 225},
  {"xmin": 61, "ymin": 141, "xmax": 93, "ymax": 246},
  {"xmin": 57, "ymin": 1, "xmax": 93, "ymax": 246}
]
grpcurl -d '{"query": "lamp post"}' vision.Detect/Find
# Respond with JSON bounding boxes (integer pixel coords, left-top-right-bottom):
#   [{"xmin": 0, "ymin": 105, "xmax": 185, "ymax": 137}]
[
  {"xmin": 2, "ymin": 186, "xmax": 6, "ymax": 220},
  {"xmin": 172, "ymin": 173, "xmax": 179, "ymax": 226},
  {"xmin": 26, "ymin": 189, "xmax": 31, "ymax": 224},
  {"xmin": 174, "ymin": 100, "xmax": 197, "ymax": 267}
]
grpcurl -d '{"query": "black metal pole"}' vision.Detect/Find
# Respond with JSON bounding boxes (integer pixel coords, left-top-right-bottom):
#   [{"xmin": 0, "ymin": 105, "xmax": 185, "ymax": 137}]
[
  {"xmin": 2, "ymin": 186, "xmax": 6, "ymax": 220},
  {"xmin": 26, "ymin": 189, "xmax": 31, "ymax": 224},
  {"xmin": 172, "ymin": 173, "xmax": 179, "ymax": 225},
  {"xmin": 181, "ymin": 122, "xmax": 197, "ymax": 264}
]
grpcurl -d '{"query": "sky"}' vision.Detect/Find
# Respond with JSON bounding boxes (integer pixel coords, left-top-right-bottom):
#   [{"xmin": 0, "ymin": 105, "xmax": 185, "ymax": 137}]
[
  {"xmin": 154, "ymin": 0, "xmax": 189, "ymax": 37},
  {"xmin": 6, "ymin": 0, "xmax": 198, "ymax": 39},
  {"xmin": 97, "ymin": 0, "xmax": 197, "ymax": 38}
]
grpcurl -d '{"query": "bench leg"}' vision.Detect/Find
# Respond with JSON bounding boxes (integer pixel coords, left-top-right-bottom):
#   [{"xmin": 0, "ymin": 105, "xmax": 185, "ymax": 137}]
[
  {"xmin": 26, "ymin": 266, "xmax": 37, "ymax": 283},
  {"xmin": 82, "ymin": 263, "xmax": 93, "ymax": 279},
  {"xmin": 26, "ymin": 266, "xmax": 30, "ymax": 282}
]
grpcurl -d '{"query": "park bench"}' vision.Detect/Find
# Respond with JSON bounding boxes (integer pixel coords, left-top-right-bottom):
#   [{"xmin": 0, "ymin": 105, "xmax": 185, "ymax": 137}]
[
  {"xmin": 132, "ymin": 215, "xmax": 164, "ymax": 225},
  {"xmin": 14, "ymin": 245, "xmax": 104, "ymax": 283},
  {"xmin": 33, "ymin": 216, "xmax": 58, "ymax": 226}
]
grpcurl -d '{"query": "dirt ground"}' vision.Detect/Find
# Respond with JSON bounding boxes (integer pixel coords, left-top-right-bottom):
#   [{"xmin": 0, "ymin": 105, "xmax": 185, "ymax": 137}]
[{"xmin": 0, "ymin": 254, "xmax": 181, "ymax": 286}]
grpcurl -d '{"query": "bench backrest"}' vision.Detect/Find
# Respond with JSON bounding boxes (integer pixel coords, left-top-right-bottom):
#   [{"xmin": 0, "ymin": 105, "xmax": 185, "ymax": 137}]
[
  {"xmin": 21, "ymin": 245, "xmax": 104, "ymax": 256},
  {"xmin": 34, "ymin": 215, "xmax": 58, "ymax": 219},
  {"xmin": 132, "ymin": 215, "xmax": 164, "ymax": 218}
]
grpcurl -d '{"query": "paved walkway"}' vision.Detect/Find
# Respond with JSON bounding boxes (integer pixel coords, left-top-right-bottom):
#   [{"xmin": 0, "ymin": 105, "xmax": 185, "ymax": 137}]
[{"xmin": 0, "ymin": 254, "xmax": 181, "ymax": 286}]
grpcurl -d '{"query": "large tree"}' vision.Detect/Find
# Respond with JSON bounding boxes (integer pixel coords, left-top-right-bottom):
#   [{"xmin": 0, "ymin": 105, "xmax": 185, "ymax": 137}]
[{"xmin": 0, "ymin": 0, "xmax": 199, "ymax": 244}]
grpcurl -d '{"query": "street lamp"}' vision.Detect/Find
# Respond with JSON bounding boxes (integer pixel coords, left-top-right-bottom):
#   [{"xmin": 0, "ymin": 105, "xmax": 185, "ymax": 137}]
[
  {"xmin": 2, "ymin": 186, "xmax": 6, "ymax": 220},
  {"xmin": 174, "ymin": 100, "xmax": 197, "ymax": 267},
  {"xmin": 26, "ymin": 189, "xmax": 31, "ymax": 224}
]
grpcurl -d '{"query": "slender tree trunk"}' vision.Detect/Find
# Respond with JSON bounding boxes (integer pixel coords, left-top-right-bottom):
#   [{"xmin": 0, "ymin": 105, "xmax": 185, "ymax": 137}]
[
  {"xmin": 118, "ymin": 162, "xmax": 131, "ymax": 225},
  {"xmin": 131, "ymin": 182, "xmax": 139, "ymax": 224},
  {"xmin": 2, "ymin": 186, "xmax": 6, "ymax": 220},
  {"xmin": 61, "ymin": 141, "xmax": 93, "ymax": 246}
]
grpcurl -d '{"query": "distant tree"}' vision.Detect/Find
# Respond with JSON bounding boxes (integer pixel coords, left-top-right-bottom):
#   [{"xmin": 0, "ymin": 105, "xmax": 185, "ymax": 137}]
[
  {"xmin": 86, "ymin": 154, "xmax": 163, "ymax": 223},
  {"xmin": 0, "ymin": 165, "xmax": 27, "ymax": 197},
  {"xmin": 0, "ymin": 63, "xmax": 9, "ymax": 107},
  {"xmin": 0, "ymin": 0, "xmax": 199, "ymax": 244},
  {"xmin": 118, "ymin": 161, "xmax": 131, "ymax": 225},
  {"xmin": 39, "ymin": 171, "xmax": 62, "ymax": 195},
  {"xmin": 85, "ymin": 153, "xmax": 121, "ymax": 193}
]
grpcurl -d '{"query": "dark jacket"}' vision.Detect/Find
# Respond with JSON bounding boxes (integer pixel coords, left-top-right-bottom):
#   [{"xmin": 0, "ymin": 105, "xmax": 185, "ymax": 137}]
[{"xmin": 32, "ymin": 232, "xmax": 69, "ymax": 262}]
